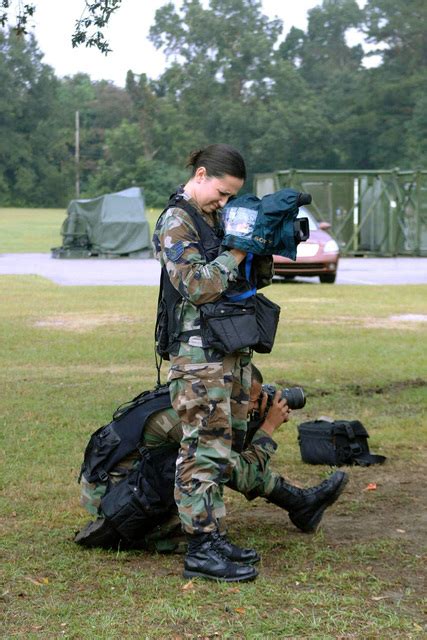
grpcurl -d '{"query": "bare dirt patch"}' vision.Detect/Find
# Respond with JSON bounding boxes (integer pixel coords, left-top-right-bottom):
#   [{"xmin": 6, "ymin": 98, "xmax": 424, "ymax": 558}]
[
  {"xmin": 346, "ymin": 378, "xmax": 427, "ymax": 397},
  {"xmin": 276, "ymin": 378, "xmax": 427, "ymax": 399},
  {"xmin": 363, "ymin": 314, "xmax": 427, "ymax": 330},
  {"xmin": 227, "ymin": 459, "xmax": 427, "ymax": 621},
  {"xmin": 308, "ymin": 314, "xmax": 427, "ymax": 330},
  {"xmin": 33, "ymin": 313, "xmax": 137, "ymax": 332},
  {"xmin": 231, "ymin": 461, "xmax": 427, "ymax": 554},
  {"xmin": 9, "ymin": 363, "xmax": 149, "ymax": 384},
  {"xmin": 389, "ymin": 314, "xmax": 427, "ymax": 322}
]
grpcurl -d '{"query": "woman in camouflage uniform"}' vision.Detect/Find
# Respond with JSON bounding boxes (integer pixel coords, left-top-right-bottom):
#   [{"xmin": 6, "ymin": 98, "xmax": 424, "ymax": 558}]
[{"xmin": 153, "ymin": 144, "xmax": 261, "ymax": 582}]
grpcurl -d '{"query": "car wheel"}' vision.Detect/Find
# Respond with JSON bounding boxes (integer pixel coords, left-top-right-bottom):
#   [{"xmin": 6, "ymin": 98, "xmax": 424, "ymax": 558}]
[{"xmin": 319, "ymin": 273, "xmax": 336, "ymax": 284}]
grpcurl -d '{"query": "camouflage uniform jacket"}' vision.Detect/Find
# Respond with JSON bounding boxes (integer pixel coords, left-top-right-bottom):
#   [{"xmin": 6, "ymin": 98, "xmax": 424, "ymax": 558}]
[{"xmin": 152, "ymin": 190, "xmax": 240, "ymax": 348}]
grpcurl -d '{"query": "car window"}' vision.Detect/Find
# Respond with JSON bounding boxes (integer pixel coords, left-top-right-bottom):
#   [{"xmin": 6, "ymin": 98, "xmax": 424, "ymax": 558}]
[{"xmin": 297, "ymin": 207, "xmax": 318, "ymax": 232}]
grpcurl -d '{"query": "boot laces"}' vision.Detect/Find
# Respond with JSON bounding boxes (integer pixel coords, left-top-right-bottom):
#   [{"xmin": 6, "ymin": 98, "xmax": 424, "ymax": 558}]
[
  {"xmin": 210, "ymin": 532, "xmax": 235, "ymax": 560},
  {"xmin": 302, "ymin": 477, "xmax": 333, "ymax": 496}
]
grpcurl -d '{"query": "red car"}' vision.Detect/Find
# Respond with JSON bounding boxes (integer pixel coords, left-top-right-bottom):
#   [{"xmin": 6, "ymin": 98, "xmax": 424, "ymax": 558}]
[{"xmin": 273, "ymin": 208, "xmax": 340, "ymax": 283}]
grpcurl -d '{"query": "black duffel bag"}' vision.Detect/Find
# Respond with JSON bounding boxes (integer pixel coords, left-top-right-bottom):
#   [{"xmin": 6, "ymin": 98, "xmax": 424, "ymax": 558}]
[{"xmin": 298, "ymin": 419, "xmax": 387, "ymax": 466}]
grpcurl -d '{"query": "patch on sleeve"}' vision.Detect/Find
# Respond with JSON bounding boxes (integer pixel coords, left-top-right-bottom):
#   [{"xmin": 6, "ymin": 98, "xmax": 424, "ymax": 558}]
[{"xmin": 165, "ymin": 241, "xmax": 185, "ymax": 263}]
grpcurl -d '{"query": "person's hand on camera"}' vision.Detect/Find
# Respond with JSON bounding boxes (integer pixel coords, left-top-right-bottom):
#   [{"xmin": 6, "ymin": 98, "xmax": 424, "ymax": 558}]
[
  {"xmin": 261, "ymin": 391, "xmax": 291, "ymax": 436},
  {"xmin": 257, "ymin": 390, "xmax": 268, "ymax": 421},
  {"xmin": 229, "ymin": 248, "xmax": 247, "ymax": 264}
]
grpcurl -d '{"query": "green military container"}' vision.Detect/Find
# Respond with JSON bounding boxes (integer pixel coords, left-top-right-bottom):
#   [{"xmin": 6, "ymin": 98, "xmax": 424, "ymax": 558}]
[{"xmin": 254, "ymin": 169, "xmax": 427, "ymax": 256}]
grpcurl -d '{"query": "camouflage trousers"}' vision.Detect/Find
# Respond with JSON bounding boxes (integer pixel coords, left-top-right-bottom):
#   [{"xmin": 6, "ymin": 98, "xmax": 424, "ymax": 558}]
[
  {"xmin": 168, "ymin": 346, "xmax": 252, "ymax": 535},
  {"xmin": 141, "ymin": 429, "xmax": 280, "ymax": 553}
]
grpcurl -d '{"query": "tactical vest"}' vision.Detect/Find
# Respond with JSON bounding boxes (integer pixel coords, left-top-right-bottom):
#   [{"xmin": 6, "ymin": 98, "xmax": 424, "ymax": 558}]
[
  {"xmin": 154, "ymin": 190, "xmax": 257, "ymax": 360},
  {"xmin": 79, "ymin": 385, "xmax": 173, "ymax": 484}
]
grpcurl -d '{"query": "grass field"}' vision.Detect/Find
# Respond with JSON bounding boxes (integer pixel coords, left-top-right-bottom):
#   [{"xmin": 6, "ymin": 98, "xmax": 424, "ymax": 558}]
[{"xmin": 1, "ymin": 262, "xmax": 426, "ymax": 638}]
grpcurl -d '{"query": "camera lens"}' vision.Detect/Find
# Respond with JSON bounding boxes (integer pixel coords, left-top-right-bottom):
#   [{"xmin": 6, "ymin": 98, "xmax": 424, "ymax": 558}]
[{"xmin": 281, "ymin": 387, "xmax": 306, "ymax": 410}]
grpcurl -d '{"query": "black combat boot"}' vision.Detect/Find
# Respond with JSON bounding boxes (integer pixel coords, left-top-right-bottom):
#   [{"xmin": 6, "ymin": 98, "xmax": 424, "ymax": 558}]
[
  {"xmin": 74, "ymin": 518, "xmax": 120, "ymax": 548},
  {"xmin": 211, "ymin": 531, "xmax": 260, "ymax": 564},
  {"xmin": 183, "ymin": 533, "xmax": 258, "ymax": 582},
  {"xmin": 267, "ymin": 471, "xmax": 349, "ymax": 533}
]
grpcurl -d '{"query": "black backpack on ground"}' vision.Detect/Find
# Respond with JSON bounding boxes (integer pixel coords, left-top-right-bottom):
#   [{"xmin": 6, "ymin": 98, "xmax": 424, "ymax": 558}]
[
  {"xmin": 79, "ymin": 385, "xmax": 173, "ymax": 484},
  {"xmin": 100, "ymin": 445, "xmax": 178, "ymax": 544},
  {"xmin": 77, "ymin": 385, "xmax": 179, "ymax": 547}
]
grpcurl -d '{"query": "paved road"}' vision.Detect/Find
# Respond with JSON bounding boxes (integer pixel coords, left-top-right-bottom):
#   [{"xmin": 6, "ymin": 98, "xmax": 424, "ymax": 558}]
[{"xmin": 0, "ymin": 253, "xmax": 426, "ymax": 286}]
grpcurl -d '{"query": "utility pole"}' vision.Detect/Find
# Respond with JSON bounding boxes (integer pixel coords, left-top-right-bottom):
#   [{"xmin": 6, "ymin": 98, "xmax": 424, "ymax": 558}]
[{"xmin": 75, "ymin": 110, "xmax": 80, "ymax": 198}]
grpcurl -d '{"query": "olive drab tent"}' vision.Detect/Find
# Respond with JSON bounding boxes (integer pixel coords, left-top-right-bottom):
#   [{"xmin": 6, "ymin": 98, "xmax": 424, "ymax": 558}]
[{"xmin": 51, "ymin": 187, "xmax": 152, "ymax": 259}]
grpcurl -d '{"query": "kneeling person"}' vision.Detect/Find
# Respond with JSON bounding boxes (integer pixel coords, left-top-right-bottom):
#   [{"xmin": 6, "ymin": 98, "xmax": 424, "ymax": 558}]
[{"xmin": 76, "ymin": 367, "xmax": 348, "ymax": 555}]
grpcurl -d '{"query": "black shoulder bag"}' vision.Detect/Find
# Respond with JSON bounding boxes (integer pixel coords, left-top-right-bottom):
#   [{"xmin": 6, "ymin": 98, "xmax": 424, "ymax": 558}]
[{"xmin": 298, "ymin": 419, "xmax": 387, "ymax": 466}]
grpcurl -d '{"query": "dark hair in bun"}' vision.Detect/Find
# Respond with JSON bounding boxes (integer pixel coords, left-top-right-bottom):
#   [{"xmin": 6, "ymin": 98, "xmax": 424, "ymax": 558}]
[{"xmin": 186, "ymin": 144, "xmax": 246, "ymax": 180}]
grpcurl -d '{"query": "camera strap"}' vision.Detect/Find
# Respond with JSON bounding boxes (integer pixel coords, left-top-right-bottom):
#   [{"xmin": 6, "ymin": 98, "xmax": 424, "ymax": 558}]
[{"xmin": 225, "ymin": 252, "xmax": 257, "ymax": 302}]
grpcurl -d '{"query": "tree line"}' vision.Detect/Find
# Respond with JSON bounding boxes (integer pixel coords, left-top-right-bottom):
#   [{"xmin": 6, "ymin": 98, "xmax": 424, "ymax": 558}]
[{"xmin": 0, "ymin": 0, "xmax": 425, "ymax": 208}]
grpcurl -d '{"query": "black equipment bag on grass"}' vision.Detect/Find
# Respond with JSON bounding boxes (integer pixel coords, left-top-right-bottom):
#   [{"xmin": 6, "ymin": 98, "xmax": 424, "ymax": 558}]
[{"xmin": 298, "ymin": 419, "xmax": 387, "ymax": 466}]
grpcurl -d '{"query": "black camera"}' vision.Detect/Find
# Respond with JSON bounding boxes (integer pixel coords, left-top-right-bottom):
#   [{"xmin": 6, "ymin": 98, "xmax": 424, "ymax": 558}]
[{"xmin": 262, "ymin": 384, "xmax": 306, "ymax": 411}]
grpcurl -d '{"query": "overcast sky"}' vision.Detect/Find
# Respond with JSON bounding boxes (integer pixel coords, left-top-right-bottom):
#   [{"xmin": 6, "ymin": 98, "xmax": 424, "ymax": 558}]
[{"xmin": 17, "ymin": 0, "xmax": 369, "ymax": 86}]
